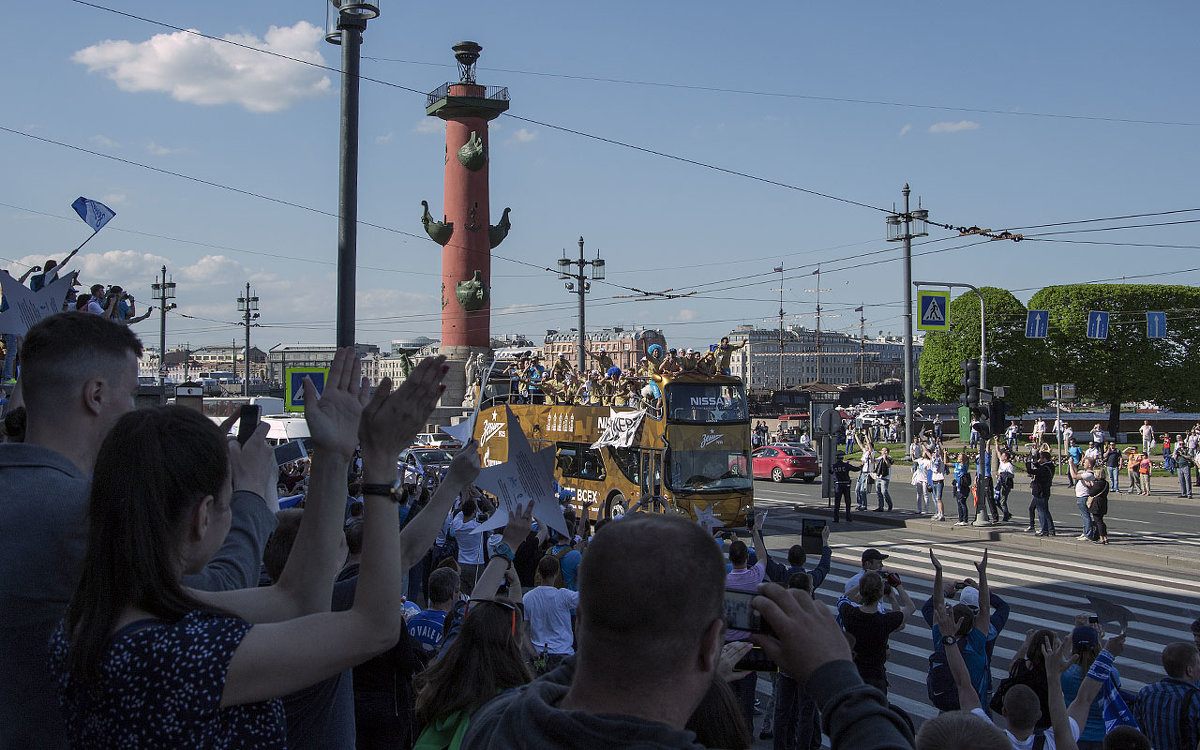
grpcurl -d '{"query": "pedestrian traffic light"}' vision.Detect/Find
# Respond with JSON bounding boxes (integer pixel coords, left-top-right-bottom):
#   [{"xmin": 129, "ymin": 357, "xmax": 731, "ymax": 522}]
[{"xmin": 961, "ymin": 358, "xmax": 981, "ymax": 409}]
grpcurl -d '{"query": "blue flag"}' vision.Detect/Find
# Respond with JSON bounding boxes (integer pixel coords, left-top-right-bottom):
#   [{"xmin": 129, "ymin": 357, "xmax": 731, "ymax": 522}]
[{"xmin": 71, "ymin": 197, "xmax": 116, "ymax": 233}]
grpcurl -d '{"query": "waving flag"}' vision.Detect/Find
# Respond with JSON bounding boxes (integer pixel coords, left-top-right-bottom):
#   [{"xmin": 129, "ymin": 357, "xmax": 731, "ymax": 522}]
[
  {"xmin": 854, "ymin": 306, "xmax": 864, "ymax": 312},
  {"xmin": 71, "ymin": 197, "xmax": 116, "ymax": 233},
  {"xmin": 773, "ymin": 265, "xmax": 783, "ymax": 272},
  {"xmin": 811, "ymin": 267, "xmax": 820, "ymax": 275}
]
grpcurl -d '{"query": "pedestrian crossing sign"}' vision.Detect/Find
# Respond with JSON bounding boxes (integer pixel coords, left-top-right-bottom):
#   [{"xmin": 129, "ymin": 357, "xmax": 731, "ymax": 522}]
[
  {"xmin": 916, "ymin": 290, "xmax": 950, "ymax": 332},
  {"xmin": 285, "ymin": 367, "xmax": 329, "ymax": 412}
]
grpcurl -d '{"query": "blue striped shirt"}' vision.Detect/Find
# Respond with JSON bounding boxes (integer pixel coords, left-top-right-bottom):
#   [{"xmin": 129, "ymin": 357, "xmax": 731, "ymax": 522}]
[{"xmin": 1133, "ymin": 678, "xmax": 1200, "ymax": 750}]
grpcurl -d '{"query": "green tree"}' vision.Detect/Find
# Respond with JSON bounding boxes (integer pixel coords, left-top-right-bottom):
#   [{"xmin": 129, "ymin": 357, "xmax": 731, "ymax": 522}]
[
  {"xmin": 919, "ymin": 287, "xmax": 1045, "ymax": 413},
  {"xmin": 1026, "ymin": 284, "xmax": 1200, "ymax": 434}
]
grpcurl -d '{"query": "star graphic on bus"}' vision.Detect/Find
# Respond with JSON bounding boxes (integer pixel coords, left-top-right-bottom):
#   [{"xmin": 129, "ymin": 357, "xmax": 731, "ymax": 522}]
[{"xmin": 693, "ymin": 502, "xmax": 725, "ymax": 535}]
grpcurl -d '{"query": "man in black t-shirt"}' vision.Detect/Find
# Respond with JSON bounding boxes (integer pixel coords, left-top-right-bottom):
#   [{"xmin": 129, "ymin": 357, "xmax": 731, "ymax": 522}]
[{"xmin": 1025, "ymin": 451, "xmax": 1056, "ymax": 536}]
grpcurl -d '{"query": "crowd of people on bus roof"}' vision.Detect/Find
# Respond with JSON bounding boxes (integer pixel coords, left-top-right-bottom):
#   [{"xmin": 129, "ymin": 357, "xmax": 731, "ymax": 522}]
[{"xmin": 497, "ymin": 337, "xmax": 745, "ymax": 409}]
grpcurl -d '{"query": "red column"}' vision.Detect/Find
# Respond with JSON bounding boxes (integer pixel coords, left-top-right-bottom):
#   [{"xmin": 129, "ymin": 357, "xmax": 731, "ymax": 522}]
[{"xmin": 441, "ymin": 87, "xmax": 492, "ymax": 350}]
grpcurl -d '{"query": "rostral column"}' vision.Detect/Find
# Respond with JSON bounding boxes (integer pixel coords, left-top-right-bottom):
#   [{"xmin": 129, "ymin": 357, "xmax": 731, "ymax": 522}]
[{"xmin": 421, "ymin": 41, "xmax": 511, "ymax": 407}]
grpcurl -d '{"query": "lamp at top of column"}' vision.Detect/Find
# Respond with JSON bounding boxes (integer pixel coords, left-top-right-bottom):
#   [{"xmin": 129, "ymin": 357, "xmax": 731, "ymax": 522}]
[{"xmin": 325, "ymin": 0, "xmax": 379, "ymax": 43}]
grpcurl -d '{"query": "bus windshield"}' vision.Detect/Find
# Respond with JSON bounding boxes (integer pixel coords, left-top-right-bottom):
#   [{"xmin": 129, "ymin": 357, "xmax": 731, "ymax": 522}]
[
  {"xmin": 665, "ymin": 383, "xmax": 748, "ymax": 424},
  {"xmin": 665, "ymin": 446, "xmax": 752, "ymax": 493}
]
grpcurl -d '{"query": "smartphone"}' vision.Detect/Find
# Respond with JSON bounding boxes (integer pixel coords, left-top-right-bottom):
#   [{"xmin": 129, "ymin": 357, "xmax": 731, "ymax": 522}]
[
  {"xmin": 273, "ymin": 440, "xmax": 307, "ymax": 466},
  {"xmin": 236, "ymin": 405, "xmax": 261, "ymax": 445},
  {"xmin": 723, "ymin": 589, "xmax": 771, "ymax": 634},
  {"xmin": 801, "ymin": 518, "xmax": 827, "ymax": 556},
  {"xmin": 1088, "ymin": 616, "xmax": 1100, "ymax": 625},
  {"xmin": 734, "ymin": 645, "xmax": 776, "ymax": 672}
]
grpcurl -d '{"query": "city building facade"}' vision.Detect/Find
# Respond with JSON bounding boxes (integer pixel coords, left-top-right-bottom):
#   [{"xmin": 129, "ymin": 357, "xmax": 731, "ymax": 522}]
[
  {"xmin": 543, "ymin": 327, "xmax": 667, "ymax": 372},
  {"xmin": 266, "ymin": 343, "xmax": 380, "ymax": 385},
  {"xmin": 726, "ymin": 325, "xmax": 919, "ymax": 390}
]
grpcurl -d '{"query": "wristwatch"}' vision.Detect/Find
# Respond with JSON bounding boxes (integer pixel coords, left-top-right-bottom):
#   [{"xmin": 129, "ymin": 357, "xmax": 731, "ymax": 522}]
[
  {"xmin": 941, "ymin": 635, "xmax": 958, "ymax": 646},
  {"xmin": 493, "ymin": 541, "xmax": 516, "ymax": 562},
  {"xmin": 361, "ymin": 478, "xmax": 405, "ymax": 503}
]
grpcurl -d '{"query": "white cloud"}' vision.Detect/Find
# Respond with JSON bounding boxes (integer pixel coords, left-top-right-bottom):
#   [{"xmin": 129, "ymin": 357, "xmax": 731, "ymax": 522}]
[
  {"xmin": 414, "ymin": 119, "xmax": 442, "ymax": 135},
  {"xmin": 375, "ymin": 132, "xmax": 395, "ymax": 144},
  {"xmin": 358, "ymin": 288, "xmax": 437, "ymax": 309},
  {"xmin": 78, "ymin": 250, "xmax": 170, "ymax": 285},
  {"xmin": 90, "ymin": 134, "xmax": 120, "ymax": 149},
  {"xmin": 72, "ymin": 21, "xmax": 331, "ymax": 113},
  {"xmin": 174, "ymin": 255, "xmax": 248, "ymax": 284},
  {"xmin": 509, "ymin": 128, "xmax": 538, "ymax": 144},
  {"xmin": 898, "ymin": 124, "xmax": 912, "ymax": 137},
  {"xmin": 101, "ymin": 193, "xmax": 127, "ymax": 205},
  {"xmin": 672, "ymin": 308, "xmax": 698, "ymax": 323},
  {"xmin": 147, "ymin": 141, "xmax": 181, "ymax": 155},
  {"xmin": 928, "ymin": 120, "xmax": 980, "ymax": 134}
]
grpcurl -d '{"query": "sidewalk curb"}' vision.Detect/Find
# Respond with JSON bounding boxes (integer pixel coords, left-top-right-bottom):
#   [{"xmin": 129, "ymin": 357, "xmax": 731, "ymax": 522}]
[{"xmin": 781, "ymin": 500, "xmax": 1200, "ymax": 572}]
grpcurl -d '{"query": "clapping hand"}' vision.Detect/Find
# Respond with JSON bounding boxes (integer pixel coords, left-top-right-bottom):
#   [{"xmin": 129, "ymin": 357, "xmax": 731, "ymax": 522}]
[
  {"xmin": 304, "ymin": 347, "xmax": 370, "ymax": 460},
  {"xmin": 359, "ymin": 355, "xmax": 448, "ymax": 468}
]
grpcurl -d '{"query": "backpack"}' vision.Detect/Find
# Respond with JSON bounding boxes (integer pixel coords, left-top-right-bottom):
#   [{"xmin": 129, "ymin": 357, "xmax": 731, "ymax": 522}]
[{"xmin": 926, "ymin": 648, "xmax": 960, "ymax": 711}]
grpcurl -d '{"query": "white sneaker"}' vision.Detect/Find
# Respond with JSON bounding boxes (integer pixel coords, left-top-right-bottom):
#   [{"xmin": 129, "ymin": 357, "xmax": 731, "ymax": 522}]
[
  {"xmin": 933, "ymin": 514, "xmax": 945, "ymax": 521},
  {"xmin": 954, "ymin": 521, "xmax": 968, "ymax": 527},
  {"xmin": 1076, "ymin": 534, "xmax": 1090, "ymax": 540}
]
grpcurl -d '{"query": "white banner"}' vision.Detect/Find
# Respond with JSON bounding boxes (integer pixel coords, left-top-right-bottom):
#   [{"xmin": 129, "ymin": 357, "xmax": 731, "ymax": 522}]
[{"xmin": 591, "ymin": 408, "xmax": 646, "ymax": 450}]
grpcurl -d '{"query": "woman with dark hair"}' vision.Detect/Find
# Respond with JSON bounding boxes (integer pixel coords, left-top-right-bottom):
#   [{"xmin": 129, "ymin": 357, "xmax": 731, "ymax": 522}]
[
  {"xmin": 990, "ymin": 628, "xmax": 1056, "ymax": 729},
  {"xmin": 48, "ymin": 350, "xmax": 470, "ymax": 747},
  {"xmin": 414, "ymin": 508, "xmax": 535, "ymax": 748},
  {"xmin": 838, "ymin": 570, "xmax": 915, "ymax": 694}
]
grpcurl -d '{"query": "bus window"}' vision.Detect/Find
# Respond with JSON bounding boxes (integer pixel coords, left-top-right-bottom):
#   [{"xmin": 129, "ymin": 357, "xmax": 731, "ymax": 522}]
[
  {"xmin": 556, "ymin": 443, "xmax": 606, "ymax": 481},
  {"xmin": 611, "ymin": 447, "xmax": 641, "ymax": 484},
  {"xmin": 665, "ymin": 447, "xmax": 752, "ymax": 492},
  {"xmin": 666, "ymin": 383, "xmax": 748, "ymax": 424}
]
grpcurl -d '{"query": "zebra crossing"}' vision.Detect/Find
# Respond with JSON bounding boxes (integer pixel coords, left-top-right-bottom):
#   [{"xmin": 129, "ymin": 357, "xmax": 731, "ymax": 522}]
[{"xmin": 749, "ymin": 530, "xmax": 1200, "ymax": 734}]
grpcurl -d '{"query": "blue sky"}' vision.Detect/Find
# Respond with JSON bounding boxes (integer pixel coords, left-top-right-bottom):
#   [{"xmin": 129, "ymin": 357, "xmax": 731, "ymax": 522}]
[{"xmin": 2, "ymin": 1, "xmax": 1197, "ymax": 352}]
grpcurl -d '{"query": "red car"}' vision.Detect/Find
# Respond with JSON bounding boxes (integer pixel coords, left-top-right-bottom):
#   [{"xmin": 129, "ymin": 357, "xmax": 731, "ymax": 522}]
[{"xmin": 752, "ymin": 445, "xmax": 819, "ymax": 483}]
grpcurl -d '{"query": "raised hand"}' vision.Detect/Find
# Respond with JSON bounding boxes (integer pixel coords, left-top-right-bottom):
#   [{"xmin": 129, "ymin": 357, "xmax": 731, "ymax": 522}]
[
  {"xmin": 929, "ymin": 548, "xmax": 943, "ymax": 573},
  {"xmin": 358, "ymin": 355, "xmax": 448, "ymax": 469},
  {"xmin": 1042, "ymin": 635, "xmax": 1076, "ymax": 679},
  {"xmin": 304, "ymin": 347, "xmax": 369, "ymax": 460},
  {"xmin": 501, "ymin": 501, "xmax": 534, "ymax": 546},
  {"xmin": 974, "ymin": 549, "xmax": 989, "ymax": 577},
  {"xmin": 444, "ymin": 439, "xmax": 482, "ymax": 485},
  {"xmin": 1103, "ymin": 632, "xmax": 1127, "ymax": 658}
]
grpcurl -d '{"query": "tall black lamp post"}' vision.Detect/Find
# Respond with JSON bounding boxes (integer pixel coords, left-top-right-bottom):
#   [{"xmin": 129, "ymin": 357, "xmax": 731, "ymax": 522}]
[{"xmin": 325, "ymin": 1, "xmax": 380, "ymax": 348}]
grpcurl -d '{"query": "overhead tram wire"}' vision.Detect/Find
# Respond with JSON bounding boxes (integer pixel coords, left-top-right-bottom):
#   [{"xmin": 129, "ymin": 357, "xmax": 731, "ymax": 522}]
[{"xmin": 358, "ymin": 57, "xmax": 1200, "ymax": 129}]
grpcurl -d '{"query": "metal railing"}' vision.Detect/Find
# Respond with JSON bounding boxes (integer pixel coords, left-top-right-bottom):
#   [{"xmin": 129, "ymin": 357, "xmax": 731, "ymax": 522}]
[{"xmin": 425, "ymin": 83, "xmax": 509, "ymax": 108}]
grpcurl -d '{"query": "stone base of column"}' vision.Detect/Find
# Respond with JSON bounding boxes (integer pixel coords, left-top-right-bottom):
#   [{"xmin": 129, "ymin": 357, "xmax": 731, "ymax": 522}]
[{"xmin": 438, "ymin": 344, "xmax": 492, "ymax": 409}]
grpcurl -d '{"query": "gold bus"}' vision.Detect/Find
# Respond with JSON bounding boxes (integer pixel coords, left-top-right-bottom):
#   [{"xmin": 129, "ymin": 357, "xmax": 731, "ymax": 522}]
[{"xmin": 472, "ymin": 372, "xmax": 753, "ymax": 525}]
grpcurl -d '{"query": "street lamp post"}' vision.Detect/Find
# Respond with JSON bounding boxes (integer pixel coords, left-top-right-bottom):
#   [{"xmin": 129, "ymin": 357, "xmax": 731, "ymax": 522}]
[
  {"xmin": 150, "ymin": 265, "xmax": 176, "ymax": 404},
  {"xmin": 886, "ymin": 185, "xmax": 929, "ymax": 445},
  {"xmin": 557, "ymin": 236, "xmax": 604, "ymax": 373},
  {"xmin": 237, "ymin": 283, "xmax": 260, "ymax": 396},
  {"xmin": 325, "ymin": 1, "xmax": 380, "ymax": 349}
]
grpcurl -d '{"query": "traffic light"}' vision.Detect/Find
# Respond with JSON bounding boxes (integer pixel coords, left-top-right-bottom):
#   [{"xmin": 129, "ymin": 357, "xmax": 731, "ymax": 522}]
[
  {"xmin": 961, "ymin": 358, "xmax": 981, "ymax": 409},
  {"xmin": 988, "ymin": 400, "xmax": 1007, "ymax": 437}
]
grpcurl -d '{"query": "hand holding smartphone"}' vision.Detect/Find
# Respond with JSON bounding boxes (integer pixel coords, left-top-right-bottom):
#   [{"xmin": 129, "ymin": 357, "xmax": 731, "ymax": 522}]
[{"xmin": 236, "ymin": 404, "xmax": 261, "ymax": 446}]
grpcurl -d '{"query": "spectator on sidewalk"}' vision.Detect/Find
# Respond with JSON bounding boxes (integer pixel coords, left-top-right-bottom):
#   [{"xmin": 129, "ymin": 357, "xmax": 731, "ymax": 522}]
[
  {"xmin": 0, "ymin": 312, "xmax": 278, "ymax": 749},
  {"xmin": 1025, "ymin": 450, "xmax": 1057, "ymax": 537},
  {"xmin": 462, "ymin": 513, "xmax": 915, "ymax": 750}
]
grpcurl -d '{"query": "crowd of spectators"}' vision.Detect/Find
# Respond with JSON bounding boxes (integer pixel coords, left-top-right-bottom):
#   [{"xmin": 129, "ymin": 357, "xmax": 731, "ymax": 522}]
[
  {"xmin": 2, "ymin": 252, "xmax": 151, "ymax": 384},
  {"xmin": 497, "ymin": 338, "xmax": 743, "ymax": 410},
  {"xmin": 1, "ymin": 312, "xmax": 1198, "ymax": 750}
]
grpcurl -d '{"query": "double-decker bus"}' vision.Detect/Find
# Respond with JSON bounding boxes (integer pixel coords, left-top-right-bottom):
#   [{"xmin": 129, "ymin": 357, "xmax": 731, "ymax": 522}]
[{"xmin": 471, "ymin": 371, "xmax": 753, "ymax": 525}]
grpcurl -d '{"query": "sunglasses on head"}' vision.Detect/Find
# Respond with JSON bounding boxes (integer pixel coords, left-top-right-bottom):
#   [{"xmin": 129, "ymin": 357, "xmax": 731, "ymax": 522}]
[{"xmin": 465, "ymin": 598, "xmax": 519, "ymax": 635}]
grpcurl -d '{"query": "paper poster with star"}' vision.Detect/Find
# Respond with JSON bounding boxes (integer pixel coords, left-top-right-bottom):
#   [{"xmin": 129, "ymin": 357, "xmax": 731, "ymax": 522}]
[
  {"xmin": 0, "ymin": 270, "xmax": 77, "ymax": 336},
  {"xmin": 473, "ymin": 406, "xmax": 570, "ymax": 538}
]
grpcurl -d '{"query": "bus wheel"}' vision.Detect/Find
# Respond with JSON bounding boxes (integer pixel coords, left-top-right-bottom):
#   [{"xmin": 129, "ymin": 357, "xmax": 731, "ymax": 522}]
[
  {"xmin": 605, "ymin": 494, "xmax": 627, "ymax": 519},
  {"xmin": 771, "ymin": 467, "xmax": 785, "ymax": 483}
]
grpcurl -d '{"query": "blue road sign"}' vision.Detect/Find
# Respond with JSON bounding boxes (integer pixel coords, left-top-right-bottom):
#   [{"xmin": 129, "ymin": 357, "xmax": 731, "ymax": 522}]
[
  {"xmin": 1025, "ymin": 310, "xmax": 1049, "ymax": 339},
  {"xmin": 1147, "ymin": 311, "xmax": 1167, "ymax": 339},
  {"xmin": 285, "ymin": 367, "xmax": 328, "ymax": 412},
  {"xmin": 1087, "ymin": 310, "xmax": 1110, "ymax": 340},
  {"xmin": 916, "ymin": 290, "xmax": 950, "ymax": 332}
]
